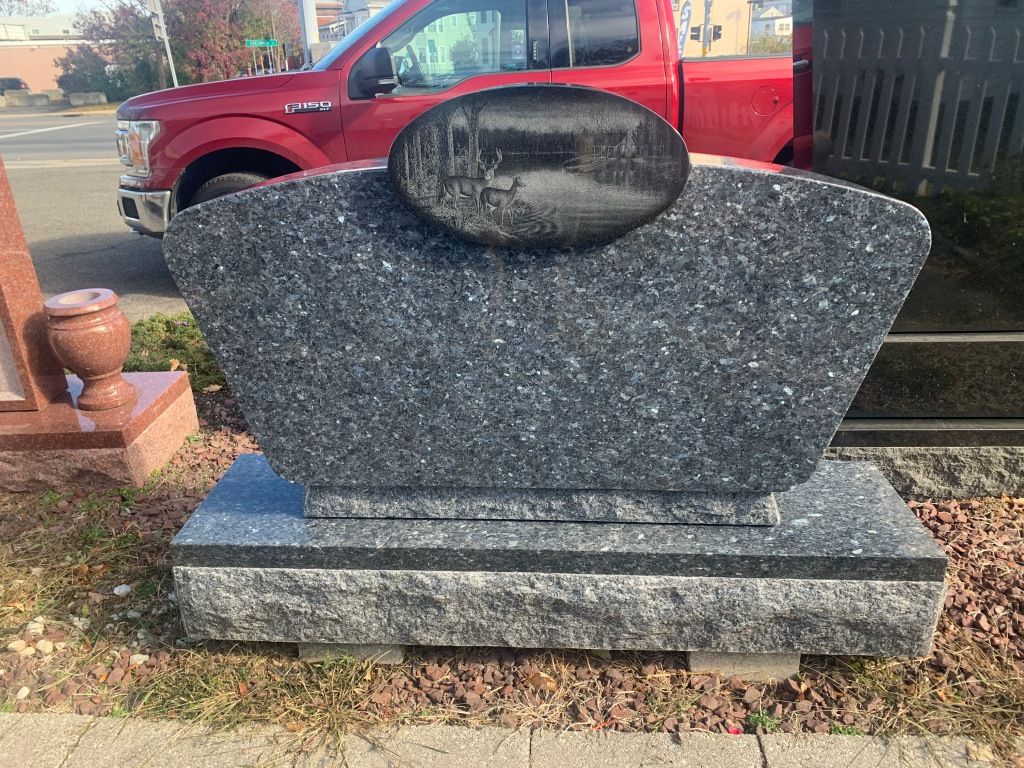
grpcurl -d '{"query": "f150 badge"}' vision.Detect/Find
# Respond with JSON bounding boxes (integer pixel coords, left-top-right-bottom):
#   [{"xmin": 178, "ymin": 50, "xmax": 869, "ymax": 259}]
[{"xmin": 284, "ymin": 101, "xmax": 333, "ymax": 114}]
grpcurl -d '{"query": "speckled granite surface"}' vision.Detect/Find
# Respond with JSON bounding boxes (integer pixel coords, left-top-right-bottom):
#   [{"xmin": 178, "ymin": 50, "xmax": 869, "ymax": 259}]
[
  {"xmin": 174, "ymin": 565, "xmax": 944, "ymax": 655},
  {"xmin": 304, "ymin": 486, "xmax": 780, "ymax": 525},
  {"xmin": 163, "ymin": 158, "xmax": 930, "ymax": 493},
  {"xmin": 172, "ymin": 455, "xmax": 946, "ymax": 581}
]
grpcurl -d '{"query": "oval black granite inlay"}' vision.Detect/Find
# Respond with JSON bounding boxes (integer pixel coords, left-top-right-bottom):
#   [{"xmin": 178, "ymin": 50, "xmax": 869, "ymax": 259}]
[{"xmin": 388, "ymin": 84, "xmax": 690, "ymax": 247}]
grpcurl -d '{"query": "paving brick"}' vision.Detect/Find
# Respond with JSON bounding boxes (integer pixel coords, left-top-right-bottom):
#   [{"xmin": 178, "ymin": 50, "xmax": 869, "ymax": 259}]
[
  {"xmin": 0, "ymin": 713, "xmax": 94, "ymax": 768},
  {"xmin": 65, "ymin": 718, "xmax": 290, "ymax": 768},
  {"xmin": 343, "ymin": 725, "xmax": 530, "ymax": 768},
  {"xmin": 760, "ymin": 734, "xmax": 991, "ymax": 767},
  {"xmin": 687, "ymin": 652, "xmax": 800, "ymax": 682},
  {"xmin": 0, "ymin": 714, "xmax": 21, "ymax": 740},
  {"xmin": 531, "ymin": 731, "xmax": 763, "ymax": 768}
]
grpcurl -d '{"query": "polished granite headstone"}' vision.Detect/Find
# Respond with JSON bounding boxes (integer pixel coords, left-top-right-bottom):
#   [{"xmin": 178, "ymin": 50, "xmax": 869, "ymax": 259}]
[
  {"xmin": 0, "ymin": 157, "xmax": 198, "ymax": 490},
  {"xmin": 389, "ymin": 85, "xmax": 690, "ymax": 247},
  {"xmin": 164, "ymin": 155, "xmax": 931, "ymax": 524},
  {"xmin": 165, "ymin": 146, "xmax": 945, "ymax": 656}
]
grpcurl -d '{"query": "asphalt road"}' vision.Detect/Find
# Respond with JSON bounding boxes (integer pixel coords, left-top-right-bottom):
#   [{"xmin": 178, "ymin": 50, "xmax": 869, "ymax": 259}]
[{"xmin": 0, "ymin": 109, "xmax": 187, "ymax": 321}]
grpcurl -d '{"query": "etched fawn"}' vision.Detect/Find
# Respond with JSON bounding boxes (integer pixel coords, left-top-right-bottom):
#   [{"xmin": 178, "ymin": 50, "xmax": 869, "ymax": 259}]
[{"xmin": 480, "ymin": 176, "xmax": 525, "ymax": 227}]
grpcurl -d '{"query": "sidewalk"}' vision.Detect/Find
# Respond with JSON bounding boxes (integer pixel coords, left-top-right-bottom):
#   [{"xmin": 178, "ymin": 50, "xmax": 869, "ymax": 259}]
[{"xmin": 0, "ymin": 713, "xmax": 994, "ymax": 768}]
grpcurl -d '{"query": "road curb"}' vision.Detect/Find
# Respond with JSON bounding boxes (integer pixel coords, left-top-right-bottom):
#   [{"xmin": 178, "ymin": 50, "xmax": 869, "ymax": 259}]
[{"xmin": 0, "ymin": 713, "xmax": 997, "ymax": 768}]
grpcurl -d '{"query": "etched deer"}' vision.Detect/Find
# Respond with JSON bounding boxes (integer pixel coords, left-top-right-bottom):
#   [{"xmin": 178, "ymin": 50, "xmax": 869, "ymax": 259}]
[
  {"xmin": 439, "ymin": 149, "xmax": 502, "ymax": 209},
  {"xmin": 480, "ymin": 176, "xmax": 525, "ymax": 228}
]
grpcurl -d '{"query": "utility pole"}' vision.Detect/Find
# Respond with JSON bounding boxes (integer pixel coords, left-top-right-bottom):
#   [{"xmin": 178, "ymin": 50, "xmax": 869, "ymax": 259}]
[
  {"xmin": 147, "ymin": 0, "xmax": 178, "ymax": 87},
  {"xmin": 701, "ymin": 0, "xmax": 712, "ymax": 57},
  {"xmin": 270, "ymin": 11, "xmax": 280, "ymax": 72},
  {"xmin": 298, "ymin": 0, "xmax": 320, "ymax": 66}
]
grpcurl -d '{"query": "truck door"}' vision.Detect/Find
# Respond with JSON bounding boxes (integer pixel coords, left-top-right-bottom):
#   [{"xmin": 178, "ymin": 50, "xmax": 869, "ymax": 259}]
[
  {"xmin": 339, "ymin": 0, "xmax": 552, "ymax": 160},
  {"xmin": 546, "ymin": 0, "xmax": 667, "ymax": 120}
]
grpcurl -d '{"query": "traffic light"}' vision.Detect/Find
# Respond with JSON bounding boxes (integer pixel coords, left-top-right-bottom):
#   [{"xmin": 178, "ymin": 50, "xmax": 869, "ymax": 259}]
[
  {"xmin": 712, "ymin": 25, "xmax": 722, "ymax": 41},
  {"xmin": 690, "ymin": 25, "xmax": 701, "ymax": 41}
]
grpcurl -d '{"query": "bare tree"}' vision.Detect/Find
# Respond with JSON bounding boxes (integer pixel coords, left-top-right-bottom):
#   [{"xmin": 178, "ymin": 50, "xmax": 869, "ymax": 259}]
[
  {"xmin": 0, "ymin": 0, "xmax": 56, "ymax": 15},
  {"xmin": 458, "ymin": 100, "xmax": 486, "ymax": 175}
]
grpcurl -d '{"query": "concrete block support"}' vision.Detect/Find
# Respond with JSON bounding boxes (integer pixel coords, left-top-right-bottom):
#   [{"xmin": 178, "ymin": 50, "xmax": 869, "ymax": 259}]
[
  {"xmin": 297, "ymin": 643, "xmax": 406, "ymax": 664},
  {"xmin": 687, "ymin": 652, "xmax": 801, "ymax": 681}
]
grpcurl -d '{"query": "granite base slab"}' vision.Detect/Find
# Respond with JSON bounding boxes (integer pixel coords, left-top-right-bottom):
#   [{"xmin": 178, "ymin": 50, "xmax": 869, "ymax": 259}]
[
  {"xmin": 176, "ymin": 566, "xmax": 943, "ymax": 656},
  {"xmin": 304, "ymin": 485, "xmax": 780, "ymax": 525},
  {"xmin": 173, "ymin": 456, "xmax": 947, "ymax": 656},
  {"xmin": 0, "ymin": 372, "xmax": 198, "ymax": 491}
]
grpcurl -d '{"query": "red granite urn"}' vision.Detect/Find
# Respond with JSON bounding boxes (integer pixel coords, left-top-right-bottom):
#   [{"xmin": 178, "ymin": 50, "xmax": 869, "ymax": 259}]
[{"xmin": 44, "ymin": 289, "xmax": 137, "ymax": 411}]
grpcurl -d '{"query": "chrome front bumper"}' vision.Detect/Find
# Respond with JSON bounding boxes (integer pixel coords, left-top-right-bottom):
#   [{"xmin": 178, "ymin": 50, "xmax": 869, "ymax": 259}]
[{"xmin": 117, "ymin": 187, "xmax": 171, "ymax": 237}]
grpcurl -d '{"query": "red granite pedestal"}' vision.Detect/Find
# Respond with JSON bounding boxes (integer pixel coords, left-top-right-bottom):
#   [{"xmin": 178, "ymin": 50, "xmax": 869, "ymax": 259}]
[{"xmin": 0, "ymin": 371, "xmax": 199, "ymax": 492}]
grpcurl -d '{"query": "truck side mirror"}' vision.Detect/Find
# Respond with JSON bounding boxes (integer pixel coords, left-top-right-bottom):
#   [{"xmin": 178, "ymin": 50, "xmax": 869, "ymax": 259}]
[{"xmin": 349, "ymin": 47, "xmax": 399, "ymax": 99}]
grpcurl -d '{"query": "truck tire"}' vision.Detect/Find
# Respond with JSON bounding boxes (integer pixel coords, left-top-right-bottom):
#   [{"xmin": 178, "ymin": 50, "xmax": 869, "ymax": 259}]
[{"xmin": 188, "ymin": 172, "xmax": 269, "ymax": 206}]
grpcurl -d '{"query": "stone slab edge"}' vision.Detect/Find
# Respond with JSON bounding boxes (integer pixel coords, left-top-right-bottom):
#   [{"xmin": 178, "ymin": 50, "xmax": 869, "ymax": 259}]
[
  {"xmin": 826, "ymin": 446, "xmax": 1024, "ymax": 499},
  {"xmin": 171, "ymin": 456, "xmax": 948, "ymax": 582},
  {"xmin": 174, "ymin": 566, "xmax": 946, "ymax": 657},
  {"xmin": 0, "ymin": 381, "xmax": 199, "ymax": 492},
  {"xmin": 304, "ymin": 485, "xmax": 780, "ymax": 525}
]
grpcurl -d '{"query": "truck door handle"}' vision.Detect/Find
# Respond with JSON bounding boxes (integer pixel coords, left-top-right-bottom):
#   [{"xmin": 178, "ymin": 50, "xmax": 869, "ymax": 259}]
[{"xmin": 793, "ymin": 58, "xmax": 811, "ymax": 73}]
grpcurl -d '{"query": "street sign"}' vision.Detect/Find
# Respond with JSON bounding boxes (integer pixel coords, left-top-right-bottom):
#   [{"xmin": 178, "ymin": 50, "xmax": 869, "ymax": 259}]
[
  {"xmin": 146, "ymin": 0, "xmax": 177, "ymax": 87},
  {"xmin": 151, "ymin": 14, "xmax": 166, "ymax": 42},
  {"xmin": 245, "ymin": 39, "xmax": 279, "ymax": 47}
]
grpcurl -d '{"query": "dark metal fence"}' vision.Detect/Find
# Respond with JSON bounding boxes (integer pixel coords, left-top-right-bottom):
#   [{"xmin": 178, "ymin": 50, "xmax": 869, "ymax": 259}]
[{"xmin": 814, "ymin": 0, "xmax": 1024, "ymax": 193}]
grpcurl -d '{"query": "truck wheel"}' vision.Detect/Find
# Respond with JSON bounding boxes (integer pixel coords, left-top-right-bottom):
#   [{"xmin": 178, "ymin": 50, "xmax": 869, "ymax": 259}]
[{"xmin": 188, "ymin": 172, "xmax": 269, "ymax": 206}]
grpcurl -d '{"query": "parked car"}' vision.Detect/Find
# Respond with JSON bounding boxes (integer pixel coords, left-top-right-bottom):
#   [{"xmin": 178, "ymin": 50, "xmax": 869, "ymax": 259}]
[
  {"xmin": 115, "ymin": 0, "xmax": 795, "ymax": 237},
  {"xmin": 0, "ymin": 77, "xmax": 29, "ymax": 95}
]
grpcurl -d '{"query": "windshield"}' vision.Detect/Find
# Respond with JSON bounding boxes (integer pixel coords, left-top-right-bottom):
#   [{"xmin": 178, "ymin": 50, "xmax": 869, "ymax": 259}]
[{"xmin": 313, "ymin": 0, "xmax": 410, "ymax": 70}]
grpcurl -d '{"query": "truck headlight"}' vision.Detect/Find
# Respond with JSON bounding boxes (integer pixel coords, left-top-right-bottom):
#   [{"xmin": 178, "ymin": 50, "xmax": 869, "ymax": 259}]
[{"xmin": 115, "ymin": 120, "xmax": 160, "ymax": 177}]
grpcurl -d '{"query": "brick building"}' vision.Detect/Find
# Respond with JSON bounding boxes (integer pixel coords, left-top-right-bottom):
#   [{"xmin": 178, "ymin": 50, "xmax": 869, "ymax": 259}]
[{"xmin": 0, "ymin": 15, "xmax": 87, "ymax": 92}]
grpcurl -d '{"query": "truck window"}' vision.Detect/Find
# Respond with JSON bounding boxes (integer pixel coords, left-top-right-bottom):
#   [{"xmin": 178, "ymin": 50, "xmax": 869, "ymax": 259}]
[
  {"xmin": 381, "ymin": 0, "xmax": 530, "ymax": 94},
  {"xmin": 550, "ymin": 0, "xmax": 639, "ymax": 68},
  {"xmin": 680, "ymin": 0, "xmax": 793, "ymax": 59}
]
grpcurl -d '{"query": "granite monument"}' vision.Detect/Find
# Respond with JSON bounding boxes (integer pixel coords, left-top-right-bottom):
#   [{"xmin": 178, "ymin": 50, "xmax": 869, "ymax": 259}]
[
  {"xmin": 164, "ymin": 87, "xmax": 945, "ymax": 669},
  {"xmin": 0, "ymin": 157, "xmax": 199, "ymax": 491}
]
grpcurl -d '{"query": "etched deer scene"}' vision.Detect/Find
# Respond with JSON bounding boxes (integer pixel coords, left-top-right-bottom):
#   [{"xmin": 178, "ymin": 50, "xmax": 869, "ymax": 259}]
[{"xmin": 389, "ymin": 85, "xmax": 691, "ymax": 247}]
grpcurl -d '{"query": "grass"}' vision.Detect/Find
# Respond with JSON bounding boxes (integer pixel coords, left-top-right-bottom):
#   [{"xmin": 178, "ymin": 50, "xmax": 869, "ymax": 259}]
[
  {"xmin": 124, "ymin": 313, "xmax": 226, "ymax": 392},
  {"xmin": 813, "ymin": 630, "xmax": 1024, "ymax": 759},
  {"xmin": 61, "ymin": 102, "xmax": 122, "ymax": 114},
  {"xmin": 748, "ymin": 710, "xmax": 782, "ymax": 733},
  {"xmin": 133, "ymin": 648, "xmax": 380, "ymax": 745}
]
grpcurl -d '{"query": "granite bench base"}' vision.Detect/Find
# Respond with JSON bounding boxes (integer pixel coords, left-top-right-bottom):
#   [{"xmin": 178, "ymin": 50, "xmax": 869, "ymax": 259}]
[{"xmin": 172, "ymin": 456, "xmax": 947, "ymax": 657}]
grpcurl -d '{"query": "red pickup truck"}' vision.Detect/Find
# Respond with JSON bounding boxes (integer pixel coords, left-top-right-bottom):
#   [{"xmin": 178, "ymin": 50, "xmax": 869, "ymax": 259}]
[{"xmin": 115, "ymin": 0, "xmax": 793, "ymax": 236}]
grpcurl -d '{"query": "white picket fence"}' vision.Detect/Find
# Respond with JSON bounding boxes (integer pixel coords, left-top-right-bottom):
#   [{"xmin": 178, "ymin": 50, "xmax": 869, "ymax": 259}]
[{"xmin": 814, "ymin": 0, "xmax": 1024, "ymax": 193}]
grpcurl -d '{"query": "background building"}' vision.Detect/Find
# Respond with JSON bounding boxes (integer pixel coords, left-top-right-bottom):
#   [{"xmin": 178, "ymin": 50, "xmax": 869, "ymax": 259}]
[
  {"xmin": 680, "ymin": 0, "xmax": 792, "ymax": 58},
  {"xmin": 0, "ymin": 15, "xmax": 86, "ymax": 91}
]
